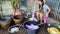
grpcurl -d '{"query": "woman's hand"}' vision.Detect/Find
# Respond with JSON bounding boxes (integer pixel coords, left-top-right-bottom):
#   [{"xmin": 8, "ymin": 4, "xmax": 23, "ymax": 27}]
[{"xmin": 15, "ymin": 9, "xmax": 22, "ymax": 16}]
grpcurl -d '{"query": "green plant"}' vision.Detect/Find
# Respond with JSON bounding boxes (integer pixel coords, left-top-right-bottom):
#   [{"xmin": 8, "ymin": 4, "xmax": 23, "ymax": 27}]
[
  {"xmin": 56, "ymin": 23, "xmax": 60, "ymax": 29},
  {"xmin": 11, "ymin": 0, "xmax": 23, "ymax": 8},
  {"xmin": 0, "ymin": 0, "xmax": 3, "ymax": 18},
  {"xmin": 18, "ymin": 0, "xmax": 23, "ymax": 5}
]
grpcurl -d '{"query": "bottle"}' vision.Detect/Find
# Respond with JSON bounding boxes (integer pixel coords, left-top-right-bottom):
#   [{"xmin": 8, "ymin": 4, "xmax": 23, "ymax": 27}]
[
  {"xmin": 48, "ymin": 23, "xmax": 51, "ymax": 27},
  {"xmin": 45, "ymin": 23, "xmax": 51, "ymax": 31},
  {"xmin": 47, "ymin": 23, "xmax": 51, "ymax": 28}
]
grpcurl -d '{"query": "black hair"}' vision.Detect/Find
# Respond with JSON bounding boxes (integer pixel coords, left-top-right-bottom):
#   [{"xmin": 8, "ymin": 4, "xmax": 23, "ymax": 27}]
[
  {"xmin": 38, "ymin": 0, "xmax": 44, "ymax": 8},
  {"xmin": 38, "ymin": 0, "xmax": 43, "ymax": 2}
]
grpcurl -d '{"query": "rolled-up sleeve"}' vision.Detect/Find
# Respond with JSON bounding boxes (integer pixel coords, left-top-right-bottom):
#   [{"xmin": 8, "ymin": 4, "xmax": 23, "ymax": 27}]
[{"xmin": 44, "ymin": 4, "xmax": 49, "ymax": 9}]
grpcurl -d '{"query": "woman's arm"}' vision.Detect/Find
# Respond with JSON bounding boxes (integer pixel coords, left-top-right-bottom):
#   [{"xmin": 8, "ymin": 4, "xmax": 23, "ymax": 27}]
[
  {"xmin": 46, "ymin": 7, "xmax": 51, "ymax": 17},
  {"xmin": 47, "ymin": 7, "xmax": 51, "ymax": 14},
  {"xmin": 43, "ymin": 0, "xmax": 46, "ymax": 4}
]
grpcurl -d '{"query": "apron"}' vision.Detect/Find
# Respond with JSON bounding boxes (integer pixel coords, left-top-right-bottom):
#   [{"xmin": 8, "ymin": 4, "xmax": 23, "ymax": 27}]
[{"xmin": 39, "ymin": 7, "xmax": 44, "ymax": 13}]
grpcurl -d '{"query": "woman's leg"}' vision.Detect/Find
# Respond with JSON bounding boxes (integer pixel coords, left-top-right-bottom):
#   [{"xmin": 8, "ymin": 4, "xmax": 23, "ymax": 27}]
[
  {"xmin": 36, "ymin": 11, "xmax": 40, "ymax": 21},
  {"xmin": 39, "ymin": 13, "xmax": 44, "ymax": 22}
]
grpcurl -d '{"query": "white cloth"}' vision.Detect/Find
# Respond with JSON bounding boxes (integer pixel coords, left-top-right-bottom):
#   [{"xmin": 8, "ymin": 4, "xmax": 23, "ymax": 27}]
[{"xmin": 11, "ymin": 27, "xmax": 19, "ymax": 33}]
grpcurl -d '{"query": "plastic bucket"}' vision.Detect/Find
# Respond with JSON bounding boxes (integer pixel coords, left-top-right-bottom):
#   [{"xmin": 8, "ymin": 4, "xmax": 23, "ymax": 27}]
[
  {"xmin": 23, "ymin": 21, "xmax": 40, "ymax": 34},
  {"xmin": 13, "ymin": 15, "xmax": 23, "ymax": 25},
  {"xmin": 8, "ymin": 25, "xmax": 20, "ymax": 34},
  {"xmin": 0, "ymin": 17, "xmax": 11, "ymax": 29}
]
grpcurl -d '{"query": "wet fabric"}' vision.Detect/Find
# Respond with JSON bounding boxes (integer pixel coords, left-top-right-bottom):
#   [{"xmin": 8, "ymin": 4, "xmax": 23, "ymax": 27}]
[{"xmin": 25, "ymin": 24, "xmax": 39, "ymax": 30}]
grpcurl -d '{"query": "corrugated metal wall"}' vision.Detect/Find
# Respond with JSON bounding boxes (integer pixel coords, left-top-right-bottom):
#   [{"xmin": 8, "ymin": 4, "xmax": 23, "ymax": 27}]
[
  {"xmin": 46, "ymin": 0, "xmax": 60, "ymax": 11},
  {"xmin": 46, "ymin": 0, "xmax": 60, "ymax": 21}
]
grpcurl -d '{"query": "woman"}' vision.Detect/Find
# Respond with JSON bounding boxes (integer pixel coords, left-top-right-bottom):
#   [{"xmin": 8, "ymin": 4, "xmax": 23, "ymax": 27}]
[{"xmin": 36, "ymin": 0, "xmax": 51, "ymax": 23}]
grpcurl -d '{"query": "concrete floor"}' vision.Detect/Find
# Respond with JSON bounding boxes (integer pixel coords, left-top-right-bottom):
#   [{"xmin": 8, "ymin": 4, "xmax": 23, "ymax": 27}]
[
  {"xmin": 0, "ymin": 25, "xmax": 49, "ymax": 34},
  {"xmin": 0, "ymin": 18, "xmax": 60, "ymax": 34}
]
